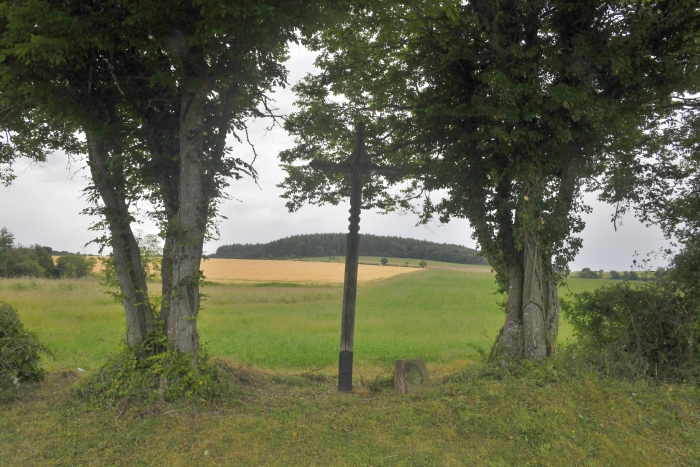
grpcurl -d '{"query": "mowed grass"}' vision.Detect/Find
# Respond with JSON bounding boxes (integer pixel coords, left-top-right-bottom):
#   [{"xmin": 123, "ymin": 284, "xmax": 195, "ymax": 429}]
[
  {"xmin": 1, "ymin": 270, "xmax": 596, "ymax": 373},
  {"xmin": 1, "ymin": 272, "xmax": 700, "ymax": 466},
  {"xmin": 302, "ymin": 255, "xmax": 492, "ymax": 269}
]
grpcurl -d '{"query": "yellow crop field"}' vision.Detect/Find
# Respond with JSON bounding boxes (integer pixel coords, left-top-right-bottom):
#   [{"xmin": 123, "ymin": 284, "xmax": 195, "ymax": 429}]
[
  {"xmin": 69, "ymin": 256, "xmax": 421, "ymax": 283},
  {"xmin": 201, "ymin": 258, "xmax": 421, "ymax": 283}
]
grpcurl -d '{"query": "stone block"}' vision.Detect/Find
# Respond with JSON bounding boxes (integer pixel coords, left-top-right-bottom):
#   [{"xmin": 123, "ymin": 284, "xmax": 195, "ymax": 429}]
[{"xmin": 394, "ymin": 359, "xmax": 430, "ymax": 394}]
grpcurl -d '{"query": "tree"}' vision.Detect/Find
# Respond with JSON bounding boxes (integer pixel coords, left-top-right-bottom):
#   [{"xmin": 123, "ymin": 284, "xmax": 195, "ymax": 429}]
[
  {"xmin": 610, "ymin": 270, "xmax": 620, "ymax": 280},
  {"xmin": 56, "ymin": 255, "xmax": 96, "ymax": 279},
  {"xmin": 280, "ymin": 0, "xmax": 700, "ymax": 360},
  {"xmin": 0, "ymin": 0, "xmax": 333, "ymax": 359},
  {"xmin": 419, "ymin": 260, "xmax": 427, "ymax": 268},
  {"xmin": 0, "ymin": 227, "xmax": 13, "ymax": 277},
  {"xmin": 380, "ymin": 257, "xmax": 388, "ymax": 265},
  {"xmin": 578, "ymin": 268, "xmax": 599, "ymax": 279}
]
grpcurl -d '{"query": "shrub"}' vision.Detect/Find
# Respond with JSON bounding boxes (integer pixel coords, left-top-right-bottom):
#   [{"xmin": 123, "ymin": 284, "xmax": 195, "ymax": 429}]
[
  {"xmin": 380, "ymin": 257, "xmax": 388, "ymax": 265},
  {"xmin": 577, "ymin": 267, "xmax": 599, "ymax": 279},
  {"xmin": 56, "ymin": 254, "xmax": 96, "ymax": 279},
  {"xmin": 0, "ymin": 301, "xmax": 50, "ymax": 396},
  {"xmin": 562, "ymin": 256, "xmax": 700, "ymax": 382},
  {"xmin": 77, "ymin": 330, "xmax": 230, "ymax": 404},
  {"xmin": 419, "ymin": 260, "xmax": 427, "ymax": 268}
]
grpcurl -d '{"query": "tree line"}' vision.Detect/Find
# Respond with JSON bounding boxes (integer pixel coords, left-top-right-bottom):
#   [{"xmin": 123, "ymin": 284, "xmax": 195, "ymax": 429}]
[
  {"xmin": 211, "ymin": 233, "xmax": 488, "ymax": 265},
  {"xmin": 577, "ymin": 268, "xmax": 657, "ymax": 280},
  {"xmin": 0, "ymin": 228, "xmax": 95, "ymax": 279}
]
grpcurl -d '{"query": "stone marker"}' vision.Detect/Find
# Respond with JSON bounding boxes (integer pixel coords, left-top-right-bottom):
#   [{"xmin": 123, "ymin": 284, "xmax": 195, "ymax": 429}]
[{"xmin": 394, "ymin": 359, "xmax": 430, "ymax": 394}]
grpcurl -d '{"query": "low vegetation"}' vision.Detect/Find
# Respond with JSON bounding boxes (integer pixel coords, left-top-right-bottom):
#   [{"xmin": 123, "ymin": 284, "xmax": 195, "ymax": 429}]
[
  {"xmin": 0, "ymin": 301, "xmax": 50, "ymax": 398},
  {"xmin": 564, "ymin": 242, "xmax": 700, "ymax": 384},
  {"xmin": 0, "ymin": 268, "xmax": 698, "ymax": 464},
  {"xmin": 0, "ymin": 227, "xmax": 95, "ymax": 279}
]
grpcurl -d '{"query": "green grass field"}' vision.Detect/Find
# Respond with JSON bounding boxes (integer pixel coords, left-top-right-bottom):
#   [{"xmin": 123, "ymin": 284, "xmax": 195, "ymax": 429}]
[
  {"xmin": 0, "ymin": 270, "xmax": 595, "ymax": 373},
  {"xmin": 300, "ymin": 255, "xmax": 492, "ymax": 269},
  {"xmin": 1, "ymin": 271, "xmax": 698, "ymax": 466}
]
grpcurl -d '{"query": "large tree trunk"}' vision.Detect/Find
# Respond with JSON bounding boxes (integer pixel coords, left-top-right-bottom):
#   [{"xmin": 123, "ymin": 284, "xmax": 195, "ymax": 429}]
[
  {"xmin": 166, "ymin": 86, "xmax": 208, "ymax": 356},
  {"xmin": 492, "ymin": 229, "xmax": 559, "ymax": 360},
  {"xmin": 85, "ymin": 131, "xmax": 154, "ymax": 348}
]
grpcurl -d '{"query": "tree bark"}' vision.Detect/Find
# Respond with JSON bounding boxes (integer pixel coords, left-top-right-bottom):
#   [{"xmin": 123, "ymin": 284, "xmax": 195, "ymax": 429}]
[
  {"xmin": 166, "ymin": 86, "xmax": 208, "ymax": 356},
  {"xmin": 85, "ymin": 130, "xmax": 154, "ymax": 348},
  {"xmin": 492, "ymin": 228, "xmax": 559, "ymax": 360}
]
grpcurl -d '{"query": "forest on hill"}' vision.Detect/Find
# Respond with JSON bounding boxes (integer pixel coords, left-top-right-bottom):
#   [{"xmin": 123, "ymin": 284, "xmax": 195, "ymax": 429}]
[{"xmin": 211, "ymin": 233, "xmax": 488, "ymax": 265}]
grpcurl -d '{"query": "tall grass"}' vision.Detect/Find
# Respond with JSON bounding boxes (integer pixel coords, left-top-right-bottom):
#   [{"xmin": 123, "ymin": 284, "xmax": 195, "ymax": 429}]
[{"xmin": 1, "ymin": 271, "xmax": 601, "ymax": 374}]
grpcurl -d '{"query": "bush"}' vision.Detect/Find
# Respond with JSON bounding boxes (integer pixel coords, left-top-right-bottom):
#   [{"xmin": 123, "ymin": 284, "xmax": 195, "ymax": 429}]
[
  {"xmin": 56, "ymin": 254, "xmax": 96, "ymax": 279},
  {"xmin": 577, "ymin": 267, "xmax": 600, "ymax": 279},
  {"xmin": 609, "ymin": 270, "xmax": 620, "ymax": 279},
  {"xmin": 419, "ymin": 260, "xmax": 427, "ymax": 268},
  {"xmin": 562, "ymin": 256, "xmax": 700, "ymax": 382},
  {"xmin": 77, "ymin": 331, "xmax": 230, "ymax": 404},
  {"xmin": 380, "ymin": 257, "xmax": 388, "ymax": 265},
  {"xmin": 0, "ymin": 301, "xmax": 50, "ymax": 396}
]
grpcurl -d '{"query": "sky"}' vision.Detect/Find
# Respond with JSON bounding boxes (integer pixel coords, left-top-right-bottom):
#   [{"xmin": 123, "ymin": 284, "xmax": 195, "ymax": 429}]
[{"xmin": 0, "ymin": 45, "xmax": 670, "ymax": 271}]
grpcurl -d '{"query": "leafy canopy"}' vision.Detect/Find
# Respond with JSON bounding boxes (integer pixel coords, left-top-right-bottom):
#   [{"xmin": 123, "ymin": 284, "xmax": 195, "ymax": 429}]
[{"xmin": 280, "ymin": 0, "xmax": 700, "ymax": 281}]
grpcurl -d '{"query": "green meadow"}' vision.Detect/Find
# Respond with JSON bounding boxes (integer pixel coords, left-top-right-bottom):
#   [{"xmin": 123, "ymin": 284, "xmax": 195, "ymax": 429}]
[
  {"xmin": 300, "ymin": 255, "xmax": 492, "ymax": 269},
  {"xmin": 1, "ymin": 270, "xmax": 699, "ymax": 466},
  {"xmin": 0, "ymin": 270, "xmax": 595, "ymax": 374}
]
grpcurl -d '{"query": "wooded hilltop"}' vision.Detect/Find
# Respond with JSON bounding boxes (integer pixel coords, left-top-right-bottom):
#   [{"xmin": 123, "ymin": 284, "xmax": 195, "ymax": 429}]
[{"xmin": 211, "ymin": 233, "xmax": 488, "ymax": 265}]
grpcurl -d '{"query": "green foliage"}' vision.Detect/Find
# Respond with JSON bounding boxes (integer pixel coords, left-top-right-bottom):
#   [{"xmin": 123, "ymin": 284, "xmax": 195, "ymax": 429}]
[
  {"xmin": 212, "ymin": 233, "xmax": 487, "ymax": 265},
  {"xmin": 77, "ymin": 330, "xmax": 229, "ymax": 404},
  {"xmin": 380, "ymin": 257, "xmax": 388, "ymax": 265},
  {"xmin": 55, "ymin": 254, "xmax": 96, "ymax": 279},
  {"xmin": 0, "ymin": 301, "xmax": 50, "ymax": 397},
  {"xmin": 610, "ymin": 270, "xmax": 620, "ymax": 280},
  {"xmin": 279, "ymin": 0, "xmax": 700, "ymax": 297},
  {"xmin": 419, "ymin": 260, "xmax": 427, "ymax": 268},
  {"xmin": 0, "ymin": 227, "xmax": 13, "ymax": 277},
  {"xmin": 577, "ymin": 268, "xmax": 600, "ymax": 279},
  {"xmin": 562, "ymin": 247, "xmax": 700, "ymax": 382}
]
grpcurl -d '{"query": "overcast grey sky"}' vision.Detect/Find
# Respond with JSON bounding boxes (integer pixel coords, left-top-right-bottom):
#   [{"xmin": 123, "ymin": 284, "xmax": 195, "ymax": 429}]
[{"xmin": 0, "ymin": 45, "xmax": 669, "ymax": 271}]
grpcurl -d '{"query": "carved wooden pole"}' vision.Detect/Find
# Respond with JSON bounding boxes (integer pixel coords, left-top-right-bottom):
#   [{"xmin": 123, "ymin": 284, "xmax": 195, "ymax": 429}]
[
  {"xmin": 309, "ymin": 121, "xmax": 404, "ymax": 392},
  {"xmin": 338, "ymin": 123, "xmax": 365, "ymax": 391}
]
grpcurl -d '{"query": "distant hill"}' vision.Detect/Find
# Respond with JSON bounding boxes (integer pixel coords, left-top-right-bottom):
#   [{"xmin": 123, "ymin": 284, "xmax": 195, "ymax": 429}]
[{"xmin": 211, "ymin": 233, "xmax": 488, "ymax": 265}]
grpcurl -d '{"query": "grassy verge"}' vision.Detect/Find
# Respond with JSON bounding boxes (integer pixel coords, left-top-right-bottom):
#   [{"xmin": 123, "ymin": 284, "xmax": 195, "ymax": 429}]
[
  {"xmin": 1, "ymin": 272, "xmax": 698, "ymax": 465},
  {"xmin": 1, "ymin": 361, "xmax": 698, "ymax": 466}
]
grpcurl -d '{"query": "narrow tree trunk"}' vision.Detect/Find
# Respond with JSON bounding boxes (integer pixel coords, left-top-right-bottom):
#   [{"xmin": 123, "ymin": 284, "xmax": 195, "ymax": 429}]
[
  {"xmin": 159, "ymin": 233, "xmax": 174, "ymax": 334},
  {"xmin": 167, "ymin": 87, "xmax": 208, "ymax": 356},
  {"xmin": 492, "ymin": 229, "xmax": 559, "ymax": 360},
  {"xmin": 85, "ymin": 131, "xmax": 154, "ymax": 348},
  {"xmin": 156, "ymin": 176, "xmax": 179, "ymax": 336}
]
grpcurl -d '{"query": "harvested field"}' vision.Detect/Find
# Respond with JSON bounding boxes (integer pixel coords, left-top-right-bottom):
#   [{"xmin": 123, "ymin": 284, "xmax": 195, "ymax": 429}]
[{"xmin": 202, "ymin": 258, "xmax": 421, "ymax": 283}]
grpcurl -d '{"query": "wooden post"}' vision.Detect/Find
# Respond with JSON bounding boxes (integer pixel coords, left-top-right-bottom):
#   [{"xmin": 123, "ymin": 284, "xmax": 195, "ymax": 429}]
[
  {"xmin": 338, "ymin": 123, "xmax": 365, "ymax": 391},
  {"xmin": 308, "ymin": 121, "xmax": 404, "ymax": 392}
]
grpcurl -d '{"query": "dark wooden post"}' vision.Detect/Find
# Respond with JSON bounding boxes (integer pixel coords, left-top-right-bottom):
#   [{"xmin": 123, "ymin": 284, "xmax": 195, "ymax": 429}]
[
  {"xmin": 338, "ymin": 124, "xmax": 366, "ymax": 391},
  {"xmin": 309, "ymin": 121, "xmax": 404, "ymax": 392}
]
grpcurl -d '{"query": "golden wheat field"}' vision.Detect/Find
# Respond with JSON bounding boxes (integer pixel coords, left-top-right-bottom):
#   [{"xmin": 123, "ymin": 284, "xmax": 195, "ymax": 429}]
[
  {"xmin": 201, "ymin": 258, "xmax": 421, "ymax": 283},
  {"xmin": 82, "ymin": 256, "xmax": 421, "ymax": 282}
]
